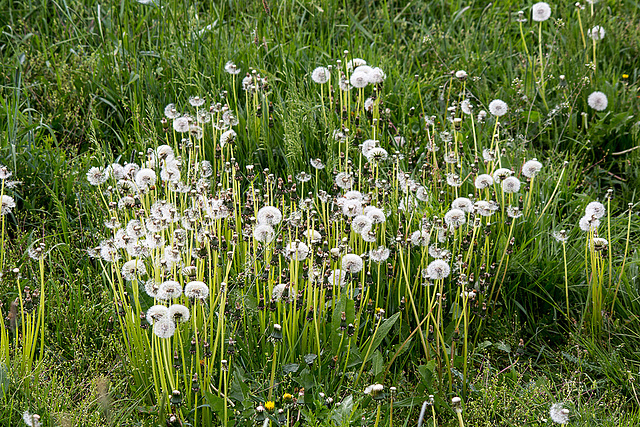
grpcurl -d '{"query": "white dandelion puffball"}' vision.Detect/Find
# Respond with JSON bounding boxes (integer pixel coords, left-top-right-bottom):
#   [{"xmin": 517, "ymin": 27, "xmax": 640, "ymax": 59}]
[
  {"xmin": 311, "ymin": 66, "xmax": 330, "ymax": 84},
  {"xmin": 452, "ymin": 197, "xmax": 474, "ymax": 213},
  {"xmin": 461, "ymin": 99, "xmax": 473, "ymax": 115},
  {"xmin": 0, "ymin": 195, "xmax": 16, "ymax": 215},
  {"xmin": 370, "ymin": 246, "xmax": 391, "ymax": 263},
  {"xmin": 121, "ymin": 259, "xmax": 146, "ymax": 281},
  {"xmin": 168, "ymin": 304, "xmax": 190, "ymax": 323},
  {"xmin": 444, "ymin": 208, "xmax": 466, "ymax": 228},
  {"xmin": 86, "ymin": 167, "xmax": 108, "ymax": 186},
  {"xmin": 579, "ymin": 215, "xmax": 600, "ymax": 232},
  {"xmin": 531, "ymin": 2, "xmax": 551, "ymax": 22},
  {"xmin": 522, "ymin": 159, "xmax": 543, "ymax": 178},
  {"xmin": 501, "ymin": 176, "xmax": 521, "ymax": 193},
  {"xmin": 253, "ymin": 224, "xmax": 276, "ymax": 243},
  {"xmin": 220, "ymin": 129, "xmax": 237, "ymax": 147},
  {"xmin": 23, "ymin": 411, "xmax": 42, "ymax": 427},
  {"xmin": 342, "ymin": 253, "xmax": 364, "ymax": 273},
  {"xmin": 350, "ymin": 71, "xmax": 369, "ymax": 88},
  {"xmin": 587, "ymin": 91, "xmax": 608, "ymax": 111},
  {"xmin": 488, "ymin": 99, "xmax": 508, "ymax": 117},
  {"xmin": 427, "ymin": 259, "xmax": 451, "ymax": 280},
  {"xmin": 153, "ymin": 318, "xmax": 176, "ymax": 339},
  {"xmin": 224, "ymin": 60, "xmax": 241, "ymax": 75},
  {"xmin": 585, "ymin": 201, "xmax": 606, "ymax": 219},
  {"xmin": 257, "ymin": 206, "xmax": 282, "ymax": 225},
  {"xmin": 411, "ymin": 230, "xmax": 430, "ymax": 247},
  {"xmin": 589, "ymin": 25, "xmax": 605, "ymax": 41},
  {"xmin": 285, "ymin": 241, "xmax": 310, "ymax": 261},
  {"xmin": 146, "ymin": 305, "xmax": 169, "ymax": 324},
  {"xmin": 474, "ymin": 174, "xmax": 494, "ymax": 190},
  {"xmin": 549, "ymin": 403, "xmax": 570, "ymax": 424},
  {"xmin": 184, "ymin": 281, "xmax": 209, "ymax": 300}
]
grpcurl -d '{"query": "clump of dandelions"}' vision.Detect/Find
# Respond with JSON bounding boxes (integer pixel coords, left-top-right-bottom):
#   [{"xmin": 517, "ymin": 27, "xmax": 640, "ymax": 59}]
[
  {"xmin": 549, "ymin": 403, "xmax": 570, "ymax": 424},
  {"xmin": 587, "ymin": 91, "xmax": 608, "ymax": 111}
]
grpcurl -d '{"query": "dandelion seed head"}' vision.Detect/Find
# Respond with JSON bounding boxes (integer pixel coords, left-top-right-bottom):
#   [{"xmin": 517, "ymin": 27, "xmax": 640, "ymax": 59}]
[
  {"xmin": 173, "ymin": 116, "xmax": 190, "ymax": 133},
  {"xmin": 584, "ymin": 203, "xmax": 605, "ymax": 222},
  {"xmin": 351, "ymin": 215, "xmax": 373, "ymax": 235},
  {"xmin": 589, "ymin": 25, "xmax": 605, "ymax": 41},
  {"xmin": 427, "ymin": 259, "xmax": 451, "ymax": 280},
  {"xmin": 522, "ymin": 159, "xmax": 543, "ymax": 178},
  {"xmin": 488, "ymin": 99, "xmax": 508, "ymax": 117},
  {"xmin": 532, "ymin": 2, "xmax": 552, "ymax": 21},
  {"xmin": 168, "ymin": 304, "xmax": 190, "ymax": 323},
  {"xmin": 121, "ymin": 259, "xmax": 146, "ymax": 281},
  {"xmin": 587, "ymin": 91, "xmax": 608, "ymax": 111},
  {"xmin": 257, "ymin": 206, "xmax": 283, "ymax": 226},
  {"xmin": 501, "ymin": 176, "xmax": 521, "ymax": 193},
  {"xmin": 311, "ymin": 66, "xmax": 331, "ymax": 84},
  {"xmin": 184, "ymin": 281, "xmax": 209, "ymax": 300},
  {"xmin": 135, "ymin": 168, "xmax": 157, "ymax": 190},
  {"xmin": 158, "ymin": 280, "xmax": 183, "ymax": 300},
  {"xmin": 328, "ymin": 269, "xmax": 347, "ymax": 287},
  {"xmin": 153, "ymin": 318, "xmax": 176, "ymax": 339},
  {"xmin": 342, "ymin": 253, "xmax": 364, "ymax": 273},
  {"xmin": 0, "ymin": 195, "xmax": 16, "ymax": 215},
  {"xmin": 285, "ymin": 241, "xmax": 310, "ymax": 261},
  {"xmin": 0, "ymin": 164, "xmax": 13, "ymax": 180},
  {"xmin": 370, "ymin": 246, "xmax": 391, "ymax": 262},
  {"xmin": 224, "ymin": 60, "xmax": 241, "ymax": 75},
  {"xmin": 474, "ymin": 174, "xmax": 494, "ymax": 190},
  {"xmin": 579, "ymin": 215, "xmax": 599, "ymax": 231},
  {"xmin": 23, "ymin": 411, "xmax": 41, "ymax": 427},
  {"xmin": 461, "ymin": 99, "xmax": 473, "ymax": 115},
  {"xmin": 87, "ymin": 167, "xmax": 108, "ymax": 186},
  {"xmin": 451, "ymin": 197, "xmax": 473, "ymax": 213},
  {"xmin": 411, "ymin": 230, "xmax": 431, "ymax": 247},
  {"xmin": 444, "ymin": 208, "xmax": 466, "ymax": 228},
  {"xmin": 350, "ymin": 71, "xmax": 369, "ymax": 88},
  {"xmin": 335, "ymin": 172, "xmax": 354, "ymax": 189},
  {"xmin": 549, "ymin": 403, "xmax": 569, "ymax": 424},
  {"xmin": 365, "ymin": 207, "xmax": 386, "ymax": 223},
  {"xmin": 272, "ymin": 283, "xmax": 287, "ymax": 301}
]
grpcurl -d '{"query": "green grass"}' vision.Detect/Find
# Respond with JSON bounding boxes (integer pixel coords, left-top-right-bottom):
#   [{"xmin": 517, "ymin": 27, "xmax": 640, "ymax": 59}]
[{"xmin": 1, "ymin": 0, "xmax": 640, "ymax": 426}]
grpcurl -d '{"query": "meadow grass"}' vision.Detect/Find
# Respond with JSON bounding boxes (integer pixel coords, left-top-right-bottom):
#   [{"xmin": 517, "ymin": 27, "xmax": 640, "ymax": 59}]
[{"xmin": 1, "ymin": 0, "xmax": 640, "ymax": 426}]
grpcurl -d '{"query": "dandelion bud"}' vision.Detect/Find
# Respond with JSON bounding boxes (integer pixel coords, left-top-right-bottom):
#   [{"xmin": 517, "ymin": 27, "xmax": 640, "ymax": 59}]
[
  {"xmin": 452, "ymin": 396, "xmax": 463, "ymax": 414},
  {"xmin": 170, "ymin": 390, "xmax": 182, "ymax": 406}
]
